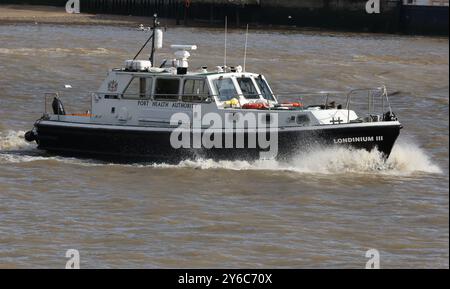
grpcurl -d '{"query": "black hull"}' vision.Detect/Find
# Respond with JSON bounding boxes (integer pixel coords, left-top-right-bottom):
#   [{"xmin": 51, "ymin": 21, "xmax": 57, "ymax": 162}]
[{"xmin": 33, "ymin": 122, "xmax": 401, "ymax": 163}]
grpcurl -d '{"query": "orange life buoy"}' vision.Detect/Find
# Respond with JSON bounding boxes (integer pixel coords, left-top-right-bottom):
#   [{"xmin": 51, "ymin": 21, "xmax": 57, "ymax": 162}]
[
  {"xmin": 280, "ymin": 102, "xmax": 303, "ymax": 108},
  {"xmin": 242, "ymin": 103, "xmax": 269, "ymax": 110}
]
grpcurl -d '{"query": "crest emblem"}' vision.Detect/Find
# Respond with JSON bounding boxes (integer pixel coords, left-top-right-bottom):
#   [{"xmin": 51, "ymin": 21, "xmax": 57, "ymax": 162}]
[{"xmin": 108, "ymin": 80, "xmax": 118, "ymax": 92}]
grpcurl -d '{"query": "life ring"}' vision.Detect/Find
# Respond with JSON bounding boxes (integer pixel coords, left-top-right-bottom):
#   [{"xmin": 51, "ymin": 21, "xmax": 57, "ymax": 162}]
[
  {"xmin": 242, "ymin": 103, "xmax": 269, "ymax": 110},
  {"xmin": 279, "ymin": 102, "xmax": 303, "ymax": 108}
]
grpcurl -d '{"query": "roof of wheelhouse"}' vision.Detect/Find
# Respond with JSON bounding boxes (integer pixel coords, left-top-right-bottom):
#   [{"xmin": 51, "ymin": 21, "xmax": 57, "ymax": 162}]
[{"xmin": 111, "ymin": 68, "xmax": 259, "ymax": 78}]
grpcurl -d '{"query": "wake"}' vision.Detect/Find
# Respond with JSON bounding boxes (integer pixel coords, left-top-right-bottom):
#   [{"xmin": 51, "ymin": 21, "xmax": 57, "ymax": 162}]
[{"xmin": 154, "ymin": 142, "xmax": 441, "ymax": 175}]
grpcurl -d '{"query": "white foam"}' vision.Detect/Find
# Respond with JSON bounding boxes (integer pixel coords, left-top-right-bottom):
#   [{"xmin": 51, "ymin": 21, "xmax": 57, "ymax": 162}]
[
  {"xmin": 153, "ymin": 141, "xmax": 442, "ymax": 175},
  {"xmin": 0, "ymin": 130, "xmax": 31, "ymax": 151},
  {"xmin": 386, "ymin": 141, "xmax": 442, "ymax": 174}
]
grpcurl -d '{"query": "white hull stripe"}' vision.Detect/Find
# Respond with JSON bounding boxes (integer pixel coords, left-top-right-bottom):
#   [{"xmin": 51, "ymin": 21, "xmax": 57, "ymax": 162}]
[{"xmin": 37, "ymin": 120, "xmax": 402, "ymax": 133}]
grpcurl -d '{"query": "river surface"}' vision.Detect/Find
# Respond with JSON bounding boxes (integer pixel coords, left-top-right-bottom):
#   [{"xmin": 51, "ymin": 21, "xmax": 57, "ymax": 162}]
[{"xmin": 0, "ymin": 24, "xmax": 448, "ymax": 268}]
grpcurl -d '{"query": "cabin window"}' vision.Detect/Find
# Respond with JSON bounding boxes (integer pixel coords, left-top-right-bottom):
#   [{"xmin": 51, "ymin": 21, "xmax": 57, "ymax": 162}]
[
  {"xmin": 237, "ymin": 77, "xmax": 259, "ymax": 99},
  {"xmin": 255, "ymin": 76, "xmax": 274, "ymax": 101},
  {"xmin": 183, "ymin": 79, "xmax": 209, "ymax": 102},
  {"xmin": 154, "ymin": 78, "xmax": 180, "ymax": 101},
  {"xmin": 123, "ymin": 77, "xmax": 152, "ymax": 99},
  {"xmin": 213, "ymin": 78, "xmax": 237, "ymax": 102}
]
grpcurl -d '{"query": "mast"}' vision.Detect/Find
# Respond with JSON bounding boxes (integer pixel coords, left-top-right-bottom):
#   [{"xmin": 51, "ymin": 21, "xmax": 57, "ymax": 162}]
[
  {"xmin": 150, "ymin": 14, "xmax": 160, "ymax": 66},
  {"xmin": 133, "ymin": 14, "xmax": 163, "ymax": 63}
]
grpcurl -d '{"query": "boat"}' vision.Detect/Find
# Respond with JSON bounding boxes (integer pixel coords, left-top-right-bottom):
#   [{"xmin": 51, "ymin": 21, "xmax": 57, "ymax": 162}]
[{"xmin": 24, "ymin": 16, "xmax": 402, "ymax": 163}]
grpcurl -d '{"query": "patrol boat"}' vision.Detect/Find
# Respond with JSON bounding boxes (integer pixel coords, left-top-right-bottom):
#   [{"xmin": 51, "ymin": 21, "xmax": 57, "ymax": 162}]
[{"xmin": 25, "ymin": 17, "xmax": 402, "ymax": 163}]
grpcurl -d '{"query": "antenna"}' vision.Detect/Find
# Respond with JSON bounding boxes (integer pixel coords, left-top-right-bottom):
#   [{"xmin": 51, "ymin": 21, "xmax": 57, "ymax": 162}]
[
  {"xmin": 224, "ymin": 16, "xmax": 228, "ymax": 69},
  {"xmin": 243, "ymin": 24, "xmax": 249, "ymax": 72}
]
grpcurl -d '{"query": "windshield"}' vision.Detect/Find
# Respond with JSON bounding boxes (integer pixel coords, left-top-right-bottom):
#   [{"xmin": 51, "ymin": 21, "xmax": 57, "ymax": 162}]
[
  {"xmin": 213, "ymin": 78, "xmax": 237, "ymax": 101},
  {"xmin": 237, "ymin": 77, "xmax": 260, "ymax": 99},
  {"xmin": 255, "ymin": 76, "xmax": 275, "ymax": 101}
]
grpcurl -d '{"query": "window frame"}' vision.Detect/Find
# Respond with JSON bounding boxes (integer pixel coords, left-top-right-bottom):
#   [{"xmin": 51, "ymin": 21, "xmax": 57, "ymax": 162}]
[
  {"xmin": 153, "ymin": 77, "xmax": 182, "ymax": 102},
  {"xmin": 236, "ymin": 77, "xmax": 261, "ymax": 100},
  {"xmin": 122, "ymin": 76, "xmax": 153, "ymax": 100},
  {"xmin": 182, "ymin": 77, "xmax": 211, "ymax": 103},
  {"xmin": 254, "ymin": 75, "xmax": 276, "ymax": 102},
  {"xmin": 212, "ymin": 77, "xmax": 239, "ymax": 103}
]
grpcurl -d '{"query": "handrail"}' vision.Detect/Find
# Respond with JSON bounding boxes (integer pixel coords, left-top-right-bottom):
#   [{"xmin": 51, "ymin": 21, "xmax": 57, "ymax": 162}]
[
  {"xmin": 43, "ymin": 92, "xmax": 60, "ymax": 120},
  {"xmin": 120, "ymin": 93, "xmax": 214, "ymax": 103},
  {"xmin": 344, "ymin": 87, "xmax": 391, "ymax": 122},
  {"xmin": 110, "ymin": 88, "xmax": 393, "ymax": 110},
  {"xmin": 47, "ymin": 87, "xmax": 394, "ymax": 123},
  {"xmin": 275, "ymin": 87, "xmax": 393, "ymax": 122}
]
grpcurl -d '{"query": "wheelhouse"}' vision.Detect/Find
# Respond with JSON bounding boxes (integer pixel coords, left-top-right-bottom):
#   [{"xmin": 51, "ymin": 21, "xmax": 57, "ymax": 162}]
[
  {"xmin": 208, "ymin": 73, "xmax": 277, "ymax": 108},
  {"xmin": 96, "ymin": 69, "xmax": 277, "ymax": 109}
]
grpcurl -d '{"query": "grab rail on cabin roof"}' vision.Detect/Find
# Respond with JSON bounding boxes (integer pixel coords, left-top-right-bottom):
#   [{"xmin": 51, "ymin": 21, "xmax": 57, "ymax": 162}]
[{"xmin": 119, "ymin": 93, "xmax": 214, "ymax": 103}]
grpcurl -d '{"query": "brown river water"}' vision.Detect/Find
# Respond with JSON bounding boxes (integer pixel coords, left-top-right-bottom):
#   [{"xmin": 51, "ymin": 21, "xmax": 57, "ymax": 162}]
[{"xmin": 0, "ymin": 24, "xmax": 448, "ymax": 268}]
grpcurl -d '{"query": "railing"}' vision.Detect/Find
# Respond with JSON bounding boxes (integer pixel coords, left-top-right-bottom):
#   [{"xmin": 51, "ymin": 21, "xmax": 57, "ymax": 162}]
[
  {"xmin": 345, "ymin": 86, "xmax": 393, "ymax": 123},
  {"xmin": 44, "ymin": 92, "xmax": 59, "ymax": 116},
  {"xmin": 43, "ymin": 92, "xmax": 61, "ymax": 121},
  {"xmin": 119, "ymin": 93, "xmax": 213, "ymax": 103},
  {"xmin": 276, "ymin": 91, "xmax": 340, "ymax": 108},
  {"xmin": 43, "ymin": 92, "xmax": 93, "ymax": 121},
  {"xmin": 46, "ymin": 88, "xmax": 394, "ymax": 124},
  {"xmin": 110, "ymin": 87, "xmax": 394, "ymax": 117},
  {"xmin": 275, "ymin": 86, "xmax": 394, "ymax": 122}
]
